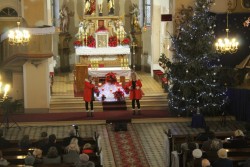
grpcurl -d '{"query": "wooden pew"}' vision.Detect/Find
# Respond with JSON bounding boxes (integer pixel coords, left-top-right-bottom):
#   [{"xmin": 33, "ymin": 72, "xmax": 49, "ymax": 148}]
[{"xmin": 3, "ymin": 136, "xmax": 102, "ymax": 167}]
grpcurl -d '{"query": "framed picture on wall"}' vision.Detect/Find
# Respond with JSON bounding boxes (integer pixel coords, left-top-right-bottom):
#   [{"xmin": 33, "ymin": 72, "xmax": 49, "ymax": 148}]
[{"xmin": 95, "ymin": 32, "xmax": 108, "ymax": 48}]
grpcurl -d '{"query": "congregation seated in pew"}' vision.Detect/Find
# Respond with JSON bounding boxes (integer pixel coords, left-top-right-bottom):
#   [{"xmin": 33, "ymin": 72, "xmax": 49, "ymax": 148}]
[{"xmin": 223, "ymin": 129, "xmax": 248, "ymax": 148}]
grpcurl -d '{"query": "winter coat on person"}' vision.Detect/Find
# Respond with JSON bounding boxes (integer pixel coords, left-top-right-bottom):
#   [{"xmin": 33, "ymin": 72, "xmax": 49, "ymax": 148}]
[
  {"xmin": 127, "ymin": 79, "xmax": 142, "ymax": 100},
  {"xmin": 83, "ymin": 79, "xmax": 95, "ymax": 102}
]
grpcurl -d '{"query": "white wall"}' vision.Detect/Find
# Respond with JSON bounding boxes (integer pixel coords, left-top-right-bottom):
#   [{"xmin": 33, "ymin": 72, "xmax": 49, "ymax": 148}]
[
  {"xmin": 23, "ymin": 59, "xmax": 50, "ymax": 113},
  {"xmin": 10, "ymin": 72, "xmax": 24, "ymax": 100}
]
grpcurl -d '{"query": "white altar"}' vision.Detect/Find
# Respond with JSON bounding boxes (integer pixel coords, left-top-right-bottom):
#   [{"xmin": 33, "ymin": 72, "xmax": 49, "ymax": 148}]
[
  {"xmin": 95, "ymin": 82, "xmax": 129, "ymax": 102},
  {"xmin": 88, "ymin": 67, "xmax": 131, "ymax": 77}
]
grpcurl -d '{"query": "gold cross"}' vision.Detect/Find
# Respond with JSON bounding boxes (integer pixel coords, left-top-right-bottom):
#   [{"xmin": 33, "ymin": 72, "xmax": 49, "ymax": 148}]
[{"xmin": 131, "ymin": 42, "xmax": 137, "ymax": 54}]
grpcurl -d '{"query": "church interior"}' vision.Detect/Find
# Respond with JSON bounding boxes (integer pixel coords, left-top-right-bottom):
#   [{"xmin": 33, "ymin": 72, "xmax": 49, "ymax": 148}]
[{"xmin": 0, "ymin": 0, "xmax": 250, "ymax": 166}]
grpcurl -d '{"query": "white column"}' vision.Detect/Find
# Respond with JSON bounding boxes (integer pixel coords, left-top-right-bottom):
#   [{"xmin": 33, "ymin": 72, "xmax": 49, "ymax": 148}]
[
  {"xmin": 150, "ymin": 0, "xmax": 161, "ymax": 75},
  {"xmin": 23, "ymin": 59, "xmax": 50, "ymax": 113}
]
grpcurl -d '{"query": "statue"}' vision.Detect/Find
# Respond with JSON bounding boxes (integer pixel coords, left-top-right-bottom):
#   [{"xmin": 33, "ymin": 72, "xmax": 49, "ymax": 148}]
[
  {"xmin": 98, "ymin": 0, "xmax": 103, "ymax": 16},
  {"xmin": 84, "ymin": 0, "xmax": 96, "ymax": 15},
  {"xmin": 76, "ymin": 20, "xmax": 90, "ymax": 39},
  {"xmin": 130, "ymin": 3, "xmax": 141, "ymax": 32},
  {"xmin": 59, "ymin": 5, "xmax": 74, "ymax": 33},
  {"xmin": 107, "ymin": 0, "xmax": 115, "ymax": 15}
]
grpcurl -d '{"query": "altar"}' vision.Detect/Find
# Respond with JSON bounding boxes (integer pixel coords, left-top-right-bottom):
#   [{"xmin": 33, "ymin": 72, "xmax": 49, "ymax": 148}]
[{"xmin": 73, "ymin": 10, "xmax": 132, "ymax": 99}]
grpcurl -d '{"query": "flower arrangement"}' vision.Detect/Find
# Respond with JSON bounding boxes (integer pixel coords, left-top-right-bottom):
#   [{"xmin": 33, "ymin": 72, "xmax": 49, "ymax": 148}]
[
  {"xmin": 105, "ymin": 72, "xmax": 117, "ymax": 84},
  {"xmin": 84, "ymin": 35, "xmax": 96, "ymax": 48},
  {"xmin": 108, "ymin": 36, "xmax": 118, "ymax": 47},
  {"xmin": 94, "ymin": 87, "xmax": 100, "ymax": 97},
  {"xmin": 113, "ymin": 89, "xmax": 125, "ymax": 101},
  {"xmin": 74, "ymin": 40, "xmax": 82, "ymax": 47},
  {"xmin": 121, "ymin": 37, "xmax": 130, "ymax": 45}
]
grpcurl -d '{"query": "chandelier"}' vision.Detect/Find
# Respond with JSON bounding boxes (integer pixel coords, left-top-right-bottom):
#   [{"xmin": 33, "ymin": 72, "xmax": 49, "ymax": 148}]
[
  {"xmin": 8, "ymin": 21, "xmax": 30, "ymax": 45},
  {"xmin": 215, "ymin": 1, "xmax": 239, "ymax": 54}
]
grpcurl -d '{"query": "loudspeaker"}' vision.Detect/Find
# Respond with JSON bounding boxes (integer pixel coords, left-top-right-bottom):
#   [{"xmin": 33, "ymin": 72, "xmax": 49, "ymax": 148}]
[{"xmin": 114, "ymin": 122, "xmax": 127, "ymax": 131}]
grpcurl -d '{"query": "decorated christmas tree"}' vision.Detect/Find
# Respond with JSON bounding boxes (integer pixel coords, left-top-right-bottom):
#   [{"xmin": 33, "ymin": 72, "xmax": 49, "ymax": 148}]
[{"xmin": 164, "ymin": 0, "xmax": 228, "ymax": 116}]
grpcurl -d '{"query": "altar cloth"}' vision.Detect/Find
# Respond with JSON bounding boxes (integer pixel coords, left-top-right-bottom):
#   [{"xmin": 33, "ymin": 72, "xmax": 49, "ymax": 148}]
[
  {"xmin": 88, "ymin": 67, "xmax": 131, "ymax": 77},
  {"xmin": 75, "ymin": 46, "xmax": 130, "ymax": 55}
]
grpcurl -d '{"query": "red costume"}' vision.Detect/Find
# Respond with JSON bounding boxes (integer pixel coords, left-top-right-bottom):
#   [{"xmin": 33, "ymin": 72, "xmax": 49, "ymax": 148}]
[
  {"xmin": 127, "ymin": 79, "xmax": 142, "ymax": 100},
  {"xmin": 83, "ymin": 79, "xmax": 95, "ymax": 102}
]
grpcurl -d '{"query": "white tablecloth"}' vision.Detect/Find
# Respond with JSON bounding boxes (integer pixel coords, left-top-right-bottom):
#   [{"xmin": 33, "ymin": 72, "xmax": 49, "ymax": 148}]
[
  {"xmin": 75, "ymin": 46, "xmax": 131, "ymax": 55},
  {"xmin": 88, "ymin": 67, "xmax": 131, "ymax": 77}
]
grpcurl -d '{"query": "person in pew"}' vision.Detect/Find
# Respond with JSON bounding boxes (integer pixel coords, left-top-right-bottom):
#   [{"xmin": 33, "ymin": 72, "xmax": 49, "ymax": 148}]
[
  {"xmin": 223, "ymin": 129, "xmax": 248, "ymax": 148},
  {"xmin": 24, "ymin": 153, "xmax": 35, "ymax": 167},
  {"xmin": 63, "ymin": 150, "xmax": 80, "ymax": 164},
  {"xmin": 43, "ymin": 146, "xmax": 61, "ymax": 165},
  {"xmin": 201, "ymin": 158, "xmax": 211, "ymax": 167},
  {"xmin": 18, "ymin": 134, "xmax": 32, "ymax": 149},
  {"xmin": 189, "ymin": 149, "xmax": 203, "ymax": 167},
  {"xmin": 181, "ymin": 134, "xmax": 199, "ymax": 167},
  {"xmin": 0, "ymin": 129, "xmax": 10, "ymax": 149},
  {"xmin": 32, "ymin": 131, "xmax": 48, "ymax": 150},
  {"xmin": 75, "ymin": 153, "xmax": 95, "ymax": 167},
  {"xmin": 62, "ymin": 128, "xmax": 84, "ymax": 147},
  {"xmin": 82, "ymin": 143, "xmax": 94, "ymax": 154},
  {"xmin": 65, "ymin": 137, "xmax": 80, "ymax": 153},
  {"xmin": 202, "ymin": 133, "xmax": 223, "ymax": 152},
  {"xmin": 196, "ymin": 126, "xmax": 214, "ymax": 142},
  {"xmin": 32, "ymin": 148, "xmax": 43, "ymax": 164},
  {"xmin": 43, "ymin": 134, "xmax": 63, "ymax": 155},
  {"xmin": 0, "ymin": 150, "xmax": 10, "ymax": 166},
  {"xmin": 213, "ymin": 148, "xmax": 233, "ymax": 167}
]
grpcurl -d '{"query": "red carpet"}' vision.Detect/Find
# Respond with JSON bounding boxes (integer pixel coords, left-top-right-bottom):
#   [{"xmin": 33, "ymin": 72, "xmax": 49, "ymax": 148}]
[
  {"xmin": 107, "ymin": 124, "xmax": 150, "ymax": 167},
  {"xmin": 0, "ymin": 110, "xmax": 170, "ymax": 123}
]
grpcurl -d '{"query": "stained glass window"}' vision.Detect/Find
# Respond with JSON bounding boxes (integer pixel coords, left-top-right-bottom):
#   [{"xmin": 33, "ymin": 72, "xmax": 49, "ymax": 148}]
[
  {"xmin": 0, "ymin": 7, "xmax": 18, "ymax": 17},
  {"xmin": 144, "ymin": 0, "xmax": 151, "ymax": 26}
]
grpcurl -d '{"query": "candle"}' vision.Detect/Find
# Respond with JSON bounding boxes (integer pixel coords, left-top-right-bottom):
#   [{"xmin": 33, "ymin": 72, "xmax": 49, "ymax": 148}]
[{"xmin": 98, "ymin": 83, "xmax": 102, "ymax": 87}]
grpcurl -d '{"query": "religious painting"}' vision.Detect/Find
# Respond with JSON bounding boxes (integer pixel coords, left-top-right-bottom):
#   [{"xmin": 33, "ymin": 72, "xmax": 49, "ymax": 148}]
[
  {"xmin": 98, "ymin": 20, "xmax": 105, "ymax": 29},
  {"xmin": 96, "ymin": 32, "xmax": 108, "ymax": 48}
]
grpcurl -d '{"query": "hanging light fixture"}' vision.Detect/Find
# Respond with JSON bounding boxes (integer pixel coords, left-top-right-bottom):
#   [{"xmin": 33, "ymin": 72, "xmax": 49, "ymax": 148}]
[
  {"xmin": 215, "ymin": 0, "xmax": 239, "ymax": 54},
  {"xmin": 8, "ymin": 21, "xmax": 30, "ymax": 45},
  {"xmin": 8, "ymin": 0, "xmax": 30, "ymax": 45}
]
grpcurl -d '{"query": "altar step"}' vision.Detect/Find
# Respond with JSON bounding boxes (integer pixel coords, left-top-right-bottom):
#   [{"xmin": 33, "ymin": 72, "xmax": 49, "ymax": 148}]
[{"xmin": 49, "ymin": 93, "xmax": 168, "ymax": 113}]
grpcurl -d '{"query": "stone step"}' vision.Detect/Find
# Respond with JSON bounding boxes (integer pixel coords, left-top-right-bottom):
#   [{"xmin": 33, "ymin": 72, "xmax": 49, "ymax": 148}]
[
  {"xmin": 49, "ymin": 93, "xmax": 168, "ymax": 113},
  {"xmin": 49, "ymin": 104, "xmax": 169, "ymax": 113}
]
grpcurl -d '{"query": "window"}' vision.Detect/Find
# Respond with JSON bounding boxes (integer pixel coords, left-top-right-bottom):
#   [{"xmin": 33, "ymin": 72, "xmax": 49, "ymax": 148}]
[
  {"xmin": 143, "ymin": 0, "xmax": 151, "ymax": 26},
  {"xmin": 0, "ymin": 7, "xmax": 18, "ymax": 17}
]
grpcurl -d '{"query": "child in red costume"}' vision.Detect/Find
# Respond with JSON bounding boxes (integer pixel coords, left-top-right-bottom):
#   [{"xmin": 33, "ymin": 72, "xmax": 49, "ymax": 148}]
[
  {"xmin": 83, "ymin": 75, "xmax": 95, "ymax": 117},
  {"xmin": 127, "ymin": 72, "xmax": 143, "ymax": 115}
]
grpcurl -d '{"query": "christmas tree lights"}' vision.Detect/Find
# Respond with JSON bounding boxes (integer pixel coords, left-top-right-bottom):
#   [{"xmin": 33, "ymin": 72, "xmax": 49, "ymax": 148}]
[{"xmin": 163, "ymin": 0, "xmax": 228, "ymax": 116}]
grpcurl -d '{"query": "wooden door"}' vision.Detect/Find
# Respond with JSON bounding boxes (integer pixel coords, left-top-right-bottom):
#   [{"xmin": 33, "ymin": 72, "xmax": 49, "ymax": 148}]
[{"xmin": 74, "ymin": 64, "xmax": 88, "ymax": 96}]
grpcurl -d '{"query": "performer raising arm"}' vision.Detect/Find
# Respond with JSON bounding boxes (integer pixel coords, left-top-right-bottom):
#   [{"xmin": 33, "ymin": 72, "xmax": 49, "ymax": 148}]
[
  {"xmin": 127, "ymin": 72, "xmax": 143, "ymax": 115},
  {"xmin": 83, "ymin": 75, "xmax": 95, "ymax": 117}
]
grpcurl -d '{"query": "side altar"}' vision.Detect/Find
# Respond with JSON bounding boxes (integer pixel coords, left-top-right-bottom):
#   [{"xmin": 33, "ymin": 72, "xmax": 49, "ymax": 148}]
[{"xmin": 73, "ymin": 16, "xmax": 131, "ymax": 98}]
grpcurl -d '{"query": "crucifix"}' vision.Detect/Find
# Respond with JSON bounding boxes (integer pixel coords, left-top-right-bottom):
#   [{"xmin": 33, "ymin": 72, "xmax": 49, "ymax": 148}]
[{"xmin": 131, "ymin": 42, "xmax": 137, "ymax": 71}]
